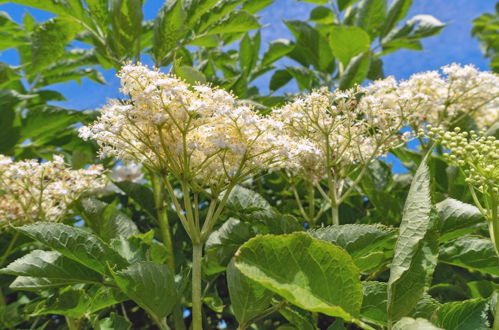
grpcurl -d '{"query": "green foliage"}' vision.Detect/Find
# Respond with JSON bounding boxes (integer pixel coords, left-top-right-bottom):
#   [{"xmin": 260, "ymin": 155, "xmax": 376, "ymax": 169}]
[
  {"xmin": 435, "ymin": 298, "xmax": 490, "ymax": 330},
  {"xmin": 472, "ymin": 4, "xmax": 499, "ymax": 72}
]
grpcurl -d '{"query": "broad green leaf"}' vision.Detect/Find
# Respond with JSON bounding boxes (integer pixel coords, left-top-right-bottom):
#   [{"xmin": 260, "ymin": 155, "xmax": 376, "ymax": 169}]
[
  {"xmin": 95, "ymin": 312, "xmax": 132, "ymax": 330},
  {"xmin": 392, "ymin": 317, "xmax": 442, "ymax": 330},
  {"xmin": 270, "ymin": 69, "xmax": 293, "ymax": 92},
  {"xmin": 355, "ymin": 0, "xmax": 387, "ymax": 37},
  {"xmin": 1, "ymin": 250, "xmax": 102, "ymax": 285},
  {"xmin": 406, "ymin": 15, "xmax": 446, "ymax": 39},
  {"xmin": 227, "ymin": 259, "xmax": 273, "ymax": 327},
  {"xmin": 387, "ymin": 157, "xmax": 439, "ymax": 323},
  {"xmin": 367, "ymin": 56, "xmax": 384, "ymax": 80},
  {"xmin": 114, "ymin": 181, "xmax": 156, "ymax": 218},
  {"xmin": 197, "ymin": 0, "xmax": 245, "ymax": 33},
  {"xmin": 108, "ymin": 0, "xmax": 144, "ymax": 62},
  {"xmin": 16, "ymin": 223, "xmax": 128, "ymax": 275},
  {"xmin": 113, "ymin": 262, "xmax": 177, "ymax": 319},
  {"xmin": 0, "ymin": 0, "xmax": 88, "ymax": 20},
  {"xmin": 439, "ymin": 236, "xmax": 499, "ymax": 276},
  {"xmin": 338, "ymin": 0, "xmax": 359, "ymax": 10},
  {"xmin": 174, "ymin": 65, "xmax": 207, "ymax": 84},
  {"xmin": 286, "ymin": 66, "xmax": 315, "ymax": 91},
  {"xmin": 75, "ymin": 198, "xmax": 139, "ymax": 242},
  {"xmin": 152, "ymin": 0, "xmax": 187, "ymax": 66},
  {"xmin": 242, "ymin": 0, "xmax": 274, "ymax": 13},
  {"xmin": 279, "ymin": 305, "xmax": 317, "ymax": 330},
  {"xmin": 436, "ymin": 198, "xmax": 484, "ymax": 242},
  {"xmin": 225, "ymin": 185, "xmax": 274, "ymax": 221},
  {"xmin": 285, "ymin": 20, "xmax": 333, "ymax": 71},
  {"xmin": 234, "ymin": 233, "xmax": 364, "ymax": 326},
  {"xmin": 380, "ymin": 0, "xmax": 412, "ymax": 37},
  {"xmin": 37, "ymin": 68, "xmax": 105, "ymax": 87},
  {"xmin": 329, "ymin": 26, "xmax": 370, "ymax": 66},
  {"xmin": 206, "ymin": 10, "xmax": 260, "ymax": 35},
  {"xmin": 0, "ymin": 12, "xmax": 24, "ymax": 52},
  {"xmin": 32, "ymin": 287, "xmax": 127, "ymax": 318},
  {"xmin": 338, "ymin": 52, "xmax": 370, "ymax": 89},
  {"xmin": 435, "ymin": 298, "xmax": 489, "ymax": 330},
  {"xmin": 309, "ymin": 6, "xmax": 334, "ymax": 24},
  {"xmin": 361, "ymin": 281, "xmax": 387, "ymax": 325},
  {"xmin": 0, "ymin": 63, "xmax": 21, "ymax": 88},
  {"xmin": 20, "ymin": 105, "xmax": 84, "ymax": 141},
  {"xmin": 0, "ymin": 89, "xmax": 24, "ymax": 153},
  {"xmin": 262, "ymin": 39, "xmax": 294, "ymax": 66},
  {"xmin": 30, "ymin": 17, "xmax": 82, "ymax": 72},
  {"xmin": 310, "ymin": 224, "xmax": 396, "ymax": 271},
  {"xmin": 9, "ymin": 276, "xmax": 83, "ymax": 290},
  {"xmin": 111, "ymin": 231, "xmax": 169, "ymax": 265}
]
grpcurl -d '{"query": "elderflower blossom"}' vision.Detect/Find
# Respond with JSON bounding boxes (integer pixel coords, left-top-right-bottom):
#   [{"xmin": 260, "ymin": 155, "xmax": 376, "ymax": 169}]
[
  {"xmin": 427, "ymin": 126, "xmax": 498, "ymax": 198},
  {"xmin": 79, "ymin": 64, "xmax": 302, "ymax": 190},
  {"xmin": 272, "ymin": 87, "xmax": 407, "ymax": 180},
  {"xmin": 0, "ymin": 155, "xmax": 106, "ymax": 228},
  {"xmin": 364, "ymin": 64, "xmax": 499, "ymax": 130}
]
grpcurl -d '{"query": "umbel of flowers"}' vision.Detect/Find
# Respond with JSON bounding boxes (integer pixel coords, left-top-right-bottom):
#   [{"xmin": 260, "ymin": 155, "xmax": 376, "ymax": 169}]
[
  {"xmin": 272, "ymin": 87, "xmax": 410, "ymax": 225},
  {"xmin": 364, "ymin": 64, "xmax": 499, "ymax": 131},
  {"xmin": 79, "ymin": 63, "xmax": 312, "ymax": 330},
  {"xmin": 0, "ymin": 155, "xmax": 105, "ymax": 228}
]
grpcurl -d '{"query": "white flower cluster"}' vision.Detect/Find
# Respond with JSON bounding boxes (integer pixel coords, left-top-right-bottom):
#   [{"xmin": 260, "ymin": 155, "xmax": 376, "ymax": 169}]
[
  {"xmin": 272, "ymin": 87, "xmax": 407, "ymax": 180},
  {"xmin": 364, "ymin": 64, "xmax": 499, "ymax": 129},
  {"xmin": 0, "ymin": 155, "xmax": 106, "ymax": 227},
  {"xmin": 79, "ymin": 64, "xmax": 307, "ymax": 189}
]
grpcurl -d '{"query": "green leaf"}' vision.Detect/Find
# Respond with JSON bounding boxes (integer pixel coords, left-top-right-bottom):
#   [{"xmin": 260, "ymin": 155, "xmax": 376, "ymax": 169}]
[
  {"xmin": 361, "ymin": 281, "xmax": 388, "ymax": 325},
  {"xmin": 338, "ymin": 0, "xmax": 359, "ymax": 11},
  {"xmin": 439, "ymin": 236, "xmax": 499, "ymax": 276},
  {"xmin": 435, "ymin": 298, "xmax": 489, "ymax": 330},
  {"xmin": 338, "ymin": 52, "xmax": 371, "ymax": 89},
  {"xmin": 355, "ymin": 0, "xmax": 387, "ymax": 37},
  {"xmin": 113, "ymin": 262, "xmax": 177, "ymax": 319},
  {"xmin": 30, "ymin": 17, "xmax": 82, "ymax": 72},
  {"xmin": 0, "ymin": 12, "xmax": 24, "ymax": 52},
  {"xmin": 436, "ymin": 198, "xmax": 484, "ymax": 242},
  {"xmin": 262, "ymin": 39, "xmax": 294, "ymax": 66},
  {"xmin": 234, "ymin": 233, "xmax": 364, "ymax": 326},
  {"xmin": 95, "ymin": 312, "xmax": 132, "ymax": 330},
  {"xmin": 406, "ymin": 15, "xmax": 446, "ymax": 38},
  {"xmin": 279, "ymin": 305, "xmax": 317, "ymax": 330},
  {"xmin": 20, "ymin": 105, "xmax": 84, "ymax": 141},
  {"xmin": 206, "ymin": 10, "xmax": 260, "ymax": 35},
  {"xmin": 152, "ymin": 0, "xmax": 187, "ymax": 66},
  {"xmin": 174, "ymin": 65, "xmax": 207, "ymax": 84},
  {"xmin": 270, "ymin": 69, "xmax": 292, "ymax": 92},
  {"xmin": 387, "ymin": 156, "xmax": 439, "ymax": 323},
  {"xmin": 310, "ymin": 224, "xmax": 396, "ymax": 272},
  {"xmin": 286, "ymin": 66, "xmax": 315, "ymax": 91},
  {"xmin": 205, "ymin": 218, "xmax": 255, "ymax": 275},
  {"xmin": 74, "ymin": 198, "xmax": 140, "ymax": 242},
  {"xmin": 309, "ymin": 6, "xmax": 334, "ymax": 24},
  {"xmin": 392, "ymin": 317, "xmax": 442, "ymax": 330},
  {"xmin": 242, "ymin": 0, "xmax": 274, "ymax": 13},
  {"xmin": 381, "ymin": 0, "xmax": 412, "ymax": 37},
  {"xmin": 367, "ymin": 56, "xmax": 384, "ymax": 80},
  {"xmin": 329, "ymin": 26, "xmax": 370, "ymax": 66},
  {"xmin": 225, "ymin": 185, "xmax": 274, "ymax": 221},
  {"xmin": 16, "ymin": 223, "xmax": 128, "ymax": 275},
  {"xmin": 111, "ymin": 231, "xmax": 169, "ymax": 265},
  {"xmin": 108, "ymin": 0, "xmax": 144, "ymax": 62},
  {"xmin": 1, "ymin": 250, "xmax": 102, "ymax": 285},
  {"xmin": 114, "ymin": 181, "xmax": 156, "ymax": 219},
  {"xmin": 32, "ymin": 286, "xmax": 127, "ymax": 318},
  {"xmin": 0, "ymin": 89, "xmax": 23, "ymax": 153},
  {"xmin": 227, "ymin": 259, "xmax": 273, "ymax": 327}
]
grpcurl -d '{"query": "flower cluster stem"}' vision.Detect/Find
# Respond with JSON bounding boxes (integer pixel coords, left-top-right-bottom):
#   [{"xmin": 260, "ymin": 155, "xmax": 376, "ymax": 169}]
[{"xmin": 191, "ymin": 243, "xmax": 203, "ymax": 330}]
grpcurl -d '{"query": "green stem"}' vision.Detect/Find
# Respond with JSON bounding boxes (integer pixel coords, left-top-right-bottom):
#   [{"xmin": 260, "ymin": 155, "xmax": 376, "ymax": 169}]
[
  {"xmin": 307, "ymin": 182, "xmax": 315, "ymax": 224},
  {"xmin": 65, "ymin": 317, "xmax": 78, "ymax": 330},
  {"xmin": 494, "ymin": 298, "xmax": 499, "ymax": 330},
  {"xmin": 150, "ymin": 174, "xmax": 186, "ymax": 330},
  {"xmin": 191, "ymin": 243, "xmax": 203, "ymax": 330},
  {"xmin": 331, "ymin": 205, "xmax": 339, "ymax": 226},
  {"xmin": 151, "ymin": 315, "xmax": 171, "ymax": 330},
  {"xmin": 0, "ymin": 232, "xmax": 20, "ymax": 268}
]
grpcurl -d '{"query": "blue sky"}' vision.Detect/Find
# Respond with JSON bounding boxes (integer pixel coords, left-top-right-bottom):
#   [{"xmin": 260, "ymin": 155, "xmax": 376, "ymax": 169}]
[{"xmin": 0, "ymin": 0, "xmax": 495, "ymax": 111}]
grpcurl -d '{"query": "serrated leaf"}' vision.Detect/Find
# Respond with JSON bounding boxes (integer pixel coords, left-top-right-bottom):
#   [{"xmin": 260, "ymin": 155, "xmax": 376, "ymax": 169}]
[
  {"xmin": 16, "ymin": 223, "xmax": 128, "ymax": 275},
  {"xmin": 174, "ymin": 65, "xmax": 207, "ymax": 84},
  {"xmin": 113, "ymin": 262, "xmax": 177, "ymax": 319},
  {"xmin": 262, "ymin": 39, "xmax": 293, "ymax": 66},
  {"xmin": 225, "ymin": 185, "xmax": 274, "ymax": 221},
  {"xmin": 355, "ymin": 0, "xmax": 387, "ymax": 37},
  {"xmin": 387, "ymin": 156, "xmax": 439, "ymax": 323},
  {"xmin": 436, "ymin": 198, "xmax": 484, "ymax": 242},
  {"xmin": 439, "ymin": 236, "xmax": 499, "ymax": 276},
  {"xmin": 338, "ymin": 52, "xmax": 370, "ymax": 89},
  {"xmin": 392, "ymin": 317, "xmax": 442, "ymax": 330},
  {"xmin": 435, "ymin": 298, "xmax": 489, "ymax": 330},
  {"xmin": 227, "ymin": 259, "xmax": 273, "ymax": 327},
  {"xmin": 361, "ymin": 281, "xmax": 387, "ymax": 325},
  {"xmin": 280, "ymin": 305, "xmax": 317, "ymax": 330},
  {"xmin": 30, "ymin": 17, "xmax": 82, "ymax": 72},
  {"xmin": 206, "ymin": 10, "xmax": 260, "ymax": 35},
  {"xmin": 152, "ymin": 0, "xmax": 187, "ymax": 66},
  {"xmin": 234, "ymin": 233, "xmax": 364, "ymax": 326},
  {"xmin": 329, "ymin": 26, "xmax": 370, "ymax": 66},
  {"xmin": 310, "ymin": 224, "xmax": 396, "ymax": 271},
  {"xmin": 1, "ymin": 250, "xmax": 102, "ymax": 285},
  {"xmin": 75, "ymin": 198, "xmax": 139, "ymax": 242}
]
